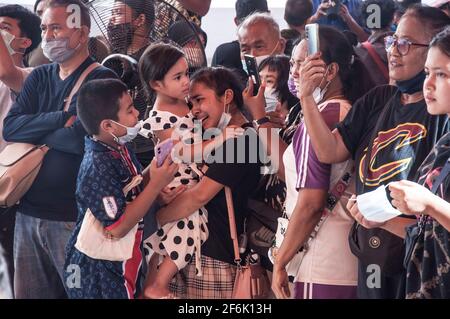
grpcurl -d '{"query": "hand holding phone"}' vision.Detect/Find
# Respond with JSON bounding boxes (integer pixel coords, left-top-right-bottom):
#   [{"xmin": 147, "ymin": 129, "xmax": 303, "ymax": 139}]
[
  {"xmin": 244, "ymin": 54, "xmax": 261, "ymax": 96},
  {"xmin": 155, "ymin": 139, "xmax": 174, "ymax": 167},
  {"xmin": 305, "ymin": 23, "xmax": 320, "ymax": 56}
]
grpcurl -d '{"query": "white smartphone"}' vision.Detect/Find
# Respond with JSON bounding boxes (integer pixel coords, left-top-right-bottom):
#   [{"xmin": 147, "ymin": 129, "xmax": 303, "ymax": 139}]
[{"xmin": 305, "ymin": 23, "xmax": 320, "ymax": 56}]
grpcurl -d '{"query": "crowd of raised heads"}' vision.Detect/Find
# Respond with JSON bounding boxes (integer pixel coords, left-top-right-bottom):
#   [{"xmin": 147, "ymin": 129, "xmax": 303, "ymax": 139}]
[{"xmin": 0, "ymin": 0, "xmax": 450, "ymax": 300}]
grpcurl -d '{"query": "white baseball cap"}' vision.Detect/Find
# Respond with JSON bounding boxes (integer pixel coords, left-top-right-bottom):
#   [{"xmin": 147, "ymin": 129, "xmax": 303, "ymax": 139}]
[{"xmin": 421, "ymin": 0, "xmax": 449, "ymax": 7}]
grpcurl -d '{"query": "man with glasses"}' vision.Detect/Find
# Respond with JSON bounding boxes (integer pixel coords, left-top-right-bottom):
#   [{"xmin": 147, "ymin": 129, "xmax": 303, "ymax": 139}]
[{"xmin": 3, "ymin": 0, "xmax": 117, "ymax": 299}]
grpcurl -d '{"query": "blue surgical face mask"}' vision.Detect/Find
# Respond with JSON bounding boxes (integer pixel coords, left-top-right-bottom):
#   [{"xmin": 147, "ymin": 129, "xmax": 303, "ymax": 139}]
[
  {"xmin": 396, "ymin": 70, "xmax": 426, "ymax": 94},
  {"xmin": 42, "ymin": 30, "xmax": 80, "ymax": 63},
  {"xmin": 110, "ymin": 120, "xmax": 142, "ymax": 145}
]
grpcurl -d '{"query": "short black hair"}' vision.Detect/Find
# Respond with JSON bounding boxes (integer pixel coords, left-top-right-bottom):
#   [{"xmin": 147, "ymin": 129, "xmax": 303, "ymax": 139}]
[
  {"xmin": 46, "ymin": 0, "xmax": 91, "ymax": 29},
  {"xmin": 284, "ymin": 0, "xmax": 313, "ymax": 27},
  {"xmin": 235, "ymin": 0, "xmax": 269, "ymax": 24},
  {"xmin": 0, "ymin": 5, "xmax": 42, "ymax": 54},
  {"xmin": 115, "ymin": 0, "xmax": 155, "ymax": 29},
  {"xmin": 258, "ymin": 55, "xmax": 292, "ymax": 105},
  {"xmin": 77, "ymin": 79, "xmax": 128, "ymax": 135},
  {"xmin": 361, "ymin": 0, "xmax": 396, "ymax": 30}
]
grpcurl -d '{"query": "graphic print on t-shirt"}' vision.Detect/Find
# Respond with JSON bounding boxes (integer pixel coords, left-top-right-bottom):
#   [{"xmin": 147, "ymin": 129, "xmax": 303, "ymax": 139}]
[{"xmin": 359, "ymin": 122, "xmax": 427, "ymax": 186}]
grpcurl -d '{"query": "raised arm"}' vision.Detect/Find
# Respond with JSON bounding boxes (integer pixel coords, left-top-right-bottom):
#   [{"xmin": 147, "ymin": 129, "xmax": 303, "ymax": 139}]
[
  {"xmin": 298, "ymin": 53, "xmax": 351, "ymax": 164},
  {"xmin": 0, "ymin": 33, "xmax": 28, "ymax": 93}
]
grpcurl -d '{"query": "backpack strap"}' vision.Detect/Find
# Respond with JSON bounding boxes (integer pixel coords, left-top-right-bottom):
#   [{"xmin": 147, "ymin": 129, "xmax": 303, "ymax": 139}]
[
  {"xmin": 361, "ymin": 41, "xmax": 389, "ymax": 82},
  {"xmin": 63, "ymin": 62, "xmax": 101, "ymax": 111},
  {"xmin": 431, "ymin": 158, "xmax": 450, "ymax": 194}
]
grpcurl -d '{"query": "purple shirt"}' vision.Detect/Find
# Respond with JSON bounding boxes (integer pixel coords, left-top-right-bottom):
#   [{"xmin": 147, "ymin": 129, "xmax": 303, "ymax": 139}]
[{"xmin": 293, "ymin": 100, "xmax": 349, "ymax": 190}]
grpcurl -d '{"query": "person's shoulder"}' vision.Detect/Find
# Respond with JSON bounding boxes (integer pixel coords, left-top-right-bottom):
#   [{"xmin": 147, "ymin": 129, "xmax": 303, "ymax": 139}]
[
  {"xmin": 27, "ymin": 62, "xmax": 57, "ymax": 79},
  {"xmin": 215, "ymin": 40, "xmax": 240, "ymax": 54},
  {"xmin": 88, "ymin": 64, "xmax": 118, "ymax": 80}
]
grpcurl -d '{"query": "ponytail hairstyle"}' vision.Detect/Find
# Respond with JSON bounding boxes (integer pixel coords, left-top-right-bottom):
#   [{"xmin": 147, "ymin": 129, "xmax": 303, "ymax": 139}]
[
  {"xmin": 315, "ymin": 25, "xmax": 374, "ymax": 103},
  {"xmin": 401, "ymin": 4, "xmax": 450, "ymax": 42},
  {"xmin": 138, "ymin": 42, "xmax": 185, "ymax": 107},
  {"xmin": 190, "ymin": 67, "xmax": 244, "ymax": 110}
]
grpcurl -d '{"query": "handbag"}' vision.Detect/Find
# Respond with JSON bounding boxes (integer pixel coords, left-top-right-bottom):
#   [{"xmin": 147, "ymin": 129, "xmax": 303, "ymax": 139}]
[
  {"xmin": 225, "ymin": 187, "xmax": 271, "ymax": 299},
  {"xmin": 403, "ymin": 158, "xmax": 450, "ymax": 268},
  {"xmin": 74, "ymin": 208, "xmax": 137, "ymax": 261},
  {"xmin": 268, "ymin": 164, "xmax": 354, "ymax": 277},
  {"xmin": 348, "ymin": 94, "xmax": 406, "ymax": 276},
  {"xmin": 0, "ymin": 62, "xmax": 100, "ymax": 208}
]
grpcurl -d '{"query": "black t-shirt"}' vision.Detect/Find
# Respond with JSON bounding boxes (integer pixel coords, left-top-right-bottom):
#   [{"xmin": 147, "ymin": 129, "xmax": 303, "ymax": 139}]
[
  {"xmin": 202, "ymin": 128, "xmax": 262, "ymax": 265},
  {"xmin": 337, "ymin": 85, "xmax": 449, "ymax": 195},
  {"xmin": 406, "ymin": 132, "xmax": 450, "ymax": 298}
]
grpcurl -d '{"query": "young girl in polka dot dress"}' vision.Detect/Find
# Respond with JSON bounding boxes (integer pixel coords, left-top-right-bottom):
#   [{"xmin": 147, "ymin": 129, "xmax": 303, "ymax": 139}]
[{"xmin": 138, "ymin": 43, "xmax": 241, "ymax": 299}]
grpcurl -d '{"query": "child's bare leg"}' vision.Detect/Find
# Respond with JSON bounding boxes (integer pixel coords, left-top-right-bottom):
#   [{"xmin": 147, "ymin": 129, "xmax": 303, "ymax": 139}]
[
  {"xmin": 143, "ymin": 253, "xmax": 159, "ymax": 291},
  {"xmin": 143, "ymin": 256, "xmax": 179, "ymax": 299}
]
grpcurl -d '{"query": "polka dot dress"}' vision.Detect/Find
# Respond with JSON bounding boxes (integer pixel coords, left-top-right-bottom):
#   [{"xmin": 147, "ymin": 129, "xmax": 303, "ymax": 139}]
[{"xmin": 141, "ymin": 110, "xmax": 209, "ymax": 275}]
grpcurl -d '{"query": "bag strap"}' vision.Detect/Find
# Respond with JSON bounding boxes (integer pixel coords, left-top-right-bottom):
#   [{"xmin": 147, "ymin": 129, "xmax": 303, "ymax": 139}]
[
  {"xmin": 361, "ymin": 41, "xmax": 389, "ymax": 82},
  {"xmin": 63, "ymin": 62, "xmax": 101, "ymax": 111},
  {"xmin": 225, "ymin": 186, "xmax": 242, "ymax": 266},
  {"xmin": 431, "ymin": 158, "xmax": 450, "ymax": 194}
]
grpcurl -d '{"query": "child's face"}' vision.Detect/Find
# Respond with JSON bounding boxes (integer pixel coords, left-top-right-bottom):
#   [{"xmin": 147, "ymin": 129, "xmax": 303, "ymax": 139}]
[
  {"xmin": 259, "ymin": 66, "xmax": 278, "ymax": 90},
  {"xmin": 110, "ymin": 92, "xmax": 139, "ymax": 136},
  {"xmin": 153, "ymin": 57, "xmax": 190, "ymax": 100},
  {"xmin": 424, "ymin": 46, "xmax": 450, "ymax": 117}
]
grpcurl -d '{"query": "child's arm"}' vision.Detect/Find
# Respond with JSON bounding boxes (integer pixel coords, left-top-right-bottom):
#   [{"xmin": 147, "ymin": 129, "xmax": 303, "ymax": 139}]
[
  {"xmin": 106, "ymin": 158, "xmax": 178, "ymax": 239},
  {"xmin": 174, "ymin": 126, "xmax": 244, "ymax": 162}
]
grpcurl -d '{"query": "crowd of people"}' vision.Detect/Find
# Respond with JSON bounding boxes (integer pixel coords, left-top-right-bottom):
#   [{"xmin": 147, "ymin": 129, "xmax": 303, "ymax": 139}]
[{"xmin": 0, "ymin": 0, "xmax": 449, "ymax": 300}]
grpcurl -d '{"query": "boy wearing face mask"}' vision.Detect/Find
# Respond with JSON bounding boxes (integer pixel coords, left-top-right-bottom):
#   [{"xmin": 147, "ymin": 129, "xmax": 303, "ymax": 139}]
[
  {"xmin": 3, "ymin": 0, "xmax": 117, "ymax": 299},
  {"xmin": 64, "ymin": 79, "xmax": 178, "ymax": 299},
  {"xmin": 0, "ymin": 5, "xmax": 41, "ymax": 152}
]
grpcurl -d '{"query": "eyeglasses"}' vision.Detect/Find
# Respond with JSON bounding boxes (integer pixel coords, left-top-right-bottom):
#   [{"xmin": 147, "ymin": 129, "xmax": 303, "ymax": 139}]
[{"xmin": 384, "ymin": 35, "xmax": 428, "ymax": 56}]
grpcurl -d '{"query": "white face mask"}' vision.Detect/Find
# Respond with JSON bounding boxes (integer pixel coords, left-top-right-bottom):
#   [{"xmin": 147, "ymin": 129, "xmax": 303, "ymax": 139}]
[
  {"xmin": 312, "ymin": 65, "xmax": 331, "ymax": 104},
  {"xmin": 264, "ymin": 87, "xmax": 278, "ymax": 112},
  {"xmin": 110, "ymin": 120, "xmax": 142, "ymax": 145},
  {"xmin": 356, "ymin": 185, "xmax": 402, "ymax": 223},
  {"xmin": 1, "ymin": 30, "xmax": 19, "ymax": 56},
  {"xmin": 216, "ymin": 98, "xmax": 232, "ymax": 130}
]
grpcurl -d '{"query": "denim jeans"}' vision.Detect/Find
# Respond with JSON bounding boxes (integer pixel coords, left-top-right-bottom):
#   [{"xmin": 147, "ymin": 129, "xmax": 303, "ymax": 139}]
[
  {"xmin": 13, "ymin": 212, "xmax": 75, "ymax": 299},
  {"xmin": 0, "ymin": 244, "xmax": 13, "ymax": 299}
]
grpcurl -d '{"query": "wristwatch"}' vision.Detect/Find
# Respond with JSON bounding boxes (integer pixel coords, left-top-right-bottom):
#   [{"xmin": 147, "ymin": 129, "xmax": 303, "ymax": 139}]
[{"xmin": 252, "ymin": 116, "xmax": 270, "ymax": 129}]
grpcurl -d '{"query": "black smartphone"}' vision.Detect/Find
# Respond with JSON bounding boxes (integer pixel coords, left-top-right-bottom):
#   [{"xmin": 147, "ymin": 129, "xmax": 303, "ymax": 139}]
[
  {"xmin": 244, "ymin": 54, "xmax": 261, "ymax": 96},
  {"xmin": 323, "ymin": 0, "xmax": 341, "ymax": 17}
]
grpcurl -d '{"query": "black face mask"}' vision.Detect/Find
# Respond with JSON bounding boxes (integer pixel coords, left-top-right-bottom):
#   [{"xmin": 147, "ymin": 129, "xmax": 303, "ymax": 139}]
[
  {"xmin": 396, "ymin": 70, "xmax": 426, "ymax": 95},
  {"xmin": 107, "ymin": 23, "xmax": 133, "ymax": 53}
]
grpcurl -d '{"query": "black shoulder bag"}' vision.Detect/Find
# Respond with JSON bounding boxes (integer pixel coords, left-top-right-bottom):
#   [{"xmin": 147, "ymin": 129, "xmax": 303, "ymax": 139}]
[{"xmin": 403, "ymin": 158, "xmax": 450, "ymax": 268}]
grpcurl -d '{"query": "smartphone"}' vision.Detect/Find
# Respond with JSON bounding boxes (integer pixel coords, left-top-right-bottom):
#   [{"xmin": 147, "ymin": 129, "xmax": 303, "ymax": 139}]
[
  {"xmin": 155, "ymin": 139, "xmax": 174, "ymax": 167},
  {"xmin": 305, "ymin": 23, "xmax": 320, "ymax": 56},
  {"xmin": 244, "ymin": 54, "xmax": 261, "ymax": 96},
  {"xmin": 323, "ymin": 0, "xmax": 341, "ymax": 17}
]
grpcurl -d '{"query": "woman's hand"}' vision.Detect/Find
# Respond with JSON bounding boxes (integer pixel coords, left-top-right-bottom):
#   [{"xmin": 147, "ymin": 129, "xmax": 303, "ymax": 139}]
[
  {"xmin": 149, "ymin": 157, "xmax": 178, "ymax": 191},
  {"xmin": 267, "ymin": 102, "xmax": 287, "ymax": 128},
  {"xmin": 243, "ymin": 77, "xmax": 267, "ymax": 120},
  {"xmin": 271, "ymin": 265, "xmax": 290, "ymax": 299},
  {"xmin": 297, "ymin": 52, "xmax": 326, "ymax": 100},
  {"xmin": 339, "ymin": 4, "xmax": 352, "ymax": 23},
  {"xmin": 157, "ymin": 185, "xmax": 187, "ymax": 205},
  {"xmin": 389, "ymin": 180, "xmax": 434, "ymax": 215},
  {"xmin": 346, "ymin": 194, "xmax": 387, "ymax": 229}
]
